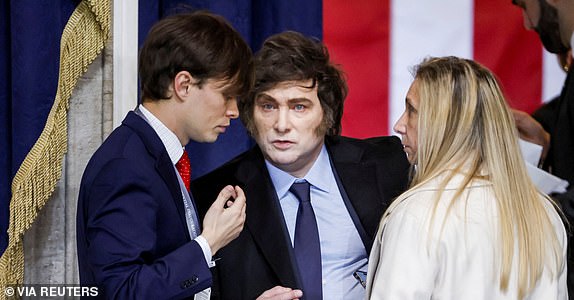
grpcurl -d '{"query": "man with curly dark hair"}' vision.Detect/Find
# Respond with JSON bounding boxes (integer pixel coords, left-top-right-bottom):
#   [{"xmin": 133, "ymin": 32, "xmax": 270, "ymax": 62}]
[{"xmin": 193, "ymin": 31, "xmax": 410, "ymax": 300}]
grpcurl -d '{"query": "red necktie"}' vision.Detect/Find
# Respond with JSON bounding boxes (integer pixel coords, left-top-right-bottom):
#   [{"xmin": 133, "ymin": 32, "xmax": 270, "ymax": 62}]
[{"xmin": 176, "ymin": 150, "xmax": 191, "ymax": 191}]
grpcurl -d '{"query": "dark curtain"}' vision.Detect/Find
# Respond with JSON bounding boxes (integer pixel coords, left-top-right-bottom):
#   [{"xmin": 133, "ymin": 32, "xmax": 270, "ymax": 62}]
[
  {"xmin": 138, "ymin": 0, "xmax": 323, "ymax": 178},
  {"xmin": 0, "ymin": 0, "xmax": 80, "ymax": 256}
]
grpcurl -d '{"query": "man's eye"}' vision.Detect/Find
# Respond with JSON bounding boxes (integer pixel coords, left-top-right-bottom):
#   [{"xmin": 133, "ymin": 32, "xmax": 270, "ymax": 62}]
[
  {"xmin": 294, "ymin": 104, "xmax": 305, "ymax": 111},
  {"xmin": 262, "ymin": 104, "xmax": 275, "ymax": 110}
]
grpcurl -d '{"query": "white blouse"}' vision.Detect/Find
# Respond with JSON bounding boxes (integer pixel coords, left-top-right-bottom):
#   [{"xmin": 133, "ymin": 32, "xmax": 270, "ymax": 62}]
[{"xmin": 365, "ymin": 174, "xmax": 568, "ymax": 299}]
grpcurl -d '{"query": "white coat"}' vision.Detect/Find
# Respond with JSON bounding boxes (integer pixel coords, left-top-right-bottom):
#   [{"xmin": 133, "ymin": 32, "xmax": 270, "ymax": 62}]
[{"xmin": 365, "ymin": 173, "xmax": 568, "ymax": 299}]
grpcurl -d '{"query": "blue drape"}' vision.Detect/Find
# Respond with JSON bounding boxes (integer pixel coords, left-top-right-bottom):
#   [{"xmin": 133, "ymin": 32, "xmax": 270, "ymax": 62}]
[
  {"xmin": 0, "ymin": 0, "xmax": 322, "ymax": 256},
  {"xmin": 138, "ymin": 0, "xmax": 323, "ymax": 178},
  {"xmin": 0, "ymin": 0, "xmax": 10, "ymax": 258},
  {"xmin": 0, "ymin": 0, "xmax": 79, "ymax": 256}
]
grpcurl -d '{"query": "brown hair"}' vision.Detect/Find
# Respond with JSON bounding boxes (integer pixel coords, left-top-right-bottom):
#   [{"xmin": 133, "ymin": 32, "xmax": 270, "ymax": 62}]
[
  {"xmin": 239, "ymin": 31, "xmax": 347, "ymax": 136},
  {"xmin": 139, "ymin": 11, "xmax": 253, "ymax": 102}
]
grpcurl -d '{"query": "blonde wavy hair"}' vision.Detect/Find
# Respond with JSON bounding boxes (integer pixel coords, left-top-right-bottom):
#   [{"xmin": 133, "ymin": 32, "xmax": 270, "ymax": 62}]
[{"xmin": 402, "ymin": 56, "xmax": 562, "ymax": 298}]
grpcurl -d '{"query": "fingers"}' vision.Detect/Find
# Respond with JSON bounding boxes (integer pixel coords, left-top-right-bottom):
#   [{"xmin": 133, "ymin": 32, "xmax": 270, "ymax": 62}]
[
  {"xmin": 229, "ymin": 186, "xmax": 246, "ymax": 231},
  {"xmin": 202, "ymin": 185, "xmax": 246, "ymax": 254},
  {"xmin": 226, "ymin": 186, "xmax": 246, "ymax": 212},
  {"xmin": 263, "ymin": 286, "xmax": 291, "ymax": 297},
  {"xmin": 212, "ymin": 185, "xmax": 236, "ymax": 209},
  {"xmin": 256, "ymin": 286, "xmax": 303, "ymax": 300},
  {"xmin": 233, "ymin": 186, "xmax": 246, "ymax": 206}
]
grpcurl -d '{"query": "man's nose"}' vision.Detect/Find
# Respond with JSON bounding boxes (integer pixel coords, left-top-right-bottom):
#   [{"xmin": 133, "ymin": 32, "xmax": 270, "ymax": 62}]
[
  {"xmin": 274, "ymin": 108, "xmax": 291, "ymax": 132},
  {"xmin": 226, "ymin": 98, "xmax": 239, "ymax": 119}
]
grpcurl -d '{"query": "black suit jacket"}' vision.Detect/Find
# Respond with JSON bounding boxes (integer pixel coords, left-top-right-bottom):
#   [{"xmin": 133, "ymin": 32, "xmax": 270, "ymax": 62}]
[
  {"xmin": 192, "ymin": 135, "xmax": 409, "ymax": 299},
  {"xmin": 548, "ymin": 67, "xmax": 574, "ymax": 188},
  {"xmin": 549, "ymin": 67, "xmax": 574, "ymax": 297},
  {"xmin": 77, "ymin": 111, "xmax": 211, "ymax": 299}
]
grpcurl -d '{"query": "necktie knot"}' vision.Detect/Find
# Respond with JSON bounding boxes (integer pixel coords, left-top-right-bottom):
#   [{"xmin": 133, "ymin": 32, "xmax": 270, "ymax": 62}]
[
  {"xmin": 176, "ymin": 150, "xmax": 191, "ymax": 191},
  {"xmin": 290, "ymin": 181, "xmax": 311, "ymax": 203}
]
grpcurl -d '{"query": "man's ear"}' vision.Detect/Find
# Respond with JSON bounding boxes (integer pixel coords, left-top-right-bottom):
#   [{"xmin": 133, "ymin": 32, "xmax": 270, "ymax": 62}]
[{"xmin": 173, "ymin": 71, "xmax": 195, "ymax": 100}]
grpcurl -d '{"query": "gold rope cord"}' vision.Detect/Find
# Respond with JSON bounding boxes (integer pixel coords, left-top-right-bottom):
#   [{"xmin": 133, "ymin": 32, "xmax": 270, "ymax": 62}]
[{"xmin": 0, "ymin": 0, "xmax": 110, "ymax": 292}]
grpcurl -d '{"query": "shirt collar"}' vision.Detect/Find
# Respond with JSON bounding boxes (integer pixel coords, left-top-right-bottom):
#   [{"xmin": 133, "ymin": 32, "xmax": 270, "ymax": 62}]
[
  {"xmin": 265, "ymin": 145, "xmax": 332, "ymax": 198},
  {"xmin": 139, "ymin": 104, "xmax": 184, "ymax": 164}
]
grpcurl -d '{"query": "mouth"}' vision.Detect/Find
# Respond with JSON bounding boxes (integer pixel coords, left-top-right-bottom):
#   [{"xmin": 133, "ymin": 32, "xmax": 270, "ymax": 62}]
[
  {"xmin": 216, "ymin": 125, "xmax": 230, "ymax": 133},
  {"xmin": 271, "ymin": 140, "xmax": 294, "ymax": 150}
]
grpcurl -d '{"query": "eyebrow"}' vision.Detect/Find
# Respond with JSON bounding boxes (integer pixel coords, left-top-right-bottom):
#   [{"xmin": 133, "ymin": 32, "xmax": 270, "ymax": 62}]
[
  {"xmin": 256, "ymin": 94, "xmax": 313, "ymax": 104},
  {"xmin": 256, "ymin": 94, "xmax": 277, "ymax": 103},
  {"xmin": 287, "ymin": 98, "xmax": 313, "ymax": 104}
]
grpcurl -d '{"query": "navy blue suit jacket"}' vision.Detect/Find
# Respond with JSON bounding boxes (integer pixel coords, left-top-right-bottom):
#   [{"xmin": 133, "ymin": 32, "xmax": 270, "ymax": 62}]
[
  {"xmin": 192, "ymin": 135, "xmax": 410, "ymax": 299},
  {"xmin": 77, "ymin": 111, "xmax": 211, "ymax": 299}
]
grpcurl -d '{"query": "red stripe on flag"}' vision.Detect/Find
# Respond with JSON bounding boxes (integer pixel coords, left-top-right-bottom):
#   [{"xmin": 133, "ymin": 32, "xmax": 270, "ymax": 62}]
[
  {"xmin": 473, "ymin": 0, "xmax": 543, "ymax": 113},
  {"xmin": 323, "ymin": 0, "xmax": 390, "ymax": 137}
]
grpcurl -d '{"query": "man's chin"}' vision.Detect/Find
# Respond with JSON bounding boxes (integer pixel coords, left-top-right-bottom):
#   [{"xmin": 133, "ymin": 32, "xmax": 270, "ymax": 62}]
[
  {"xmin": 197, "ymin": 134, "xmax": 219, "ymax": 144},
  {"xmin": 266, "ymin": 155, "xmax": 297, "ymax": 169}
]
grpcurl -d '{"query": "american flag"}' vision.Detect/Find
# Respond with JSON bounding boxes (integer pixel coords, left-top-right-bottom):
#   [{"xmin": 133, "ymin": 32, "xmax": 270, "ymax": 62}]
[{"xmin": 324, "ymin": 0, "xmax": 566, "ymax": 137}]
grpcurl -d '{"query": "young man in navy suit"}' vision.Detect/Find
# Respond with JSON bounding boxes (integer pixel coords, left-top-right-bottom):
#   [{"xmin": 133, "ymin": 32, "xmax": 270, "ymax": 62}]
[
  {"xmin": 77, "ymin": 11, "xmax": 250, "ymax": 299},
  {"xmin": 193, "ymin": 31, "xmax": 410, "ymax": 300}
]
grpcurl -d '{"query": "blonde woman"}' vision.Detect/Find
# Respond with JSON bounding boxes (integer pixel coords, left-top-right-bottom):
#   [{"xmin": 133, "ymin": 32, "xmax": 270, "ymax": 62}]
[{"xmin": 366, "ymin": 57, "xmax": 567, "ymax": 299}]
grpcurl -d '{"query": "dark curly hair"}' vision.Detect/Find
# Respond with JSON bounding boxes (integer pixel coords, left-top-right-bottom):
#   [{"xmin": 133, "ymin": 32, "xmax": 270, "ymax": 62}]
[{"xmin": 239, "ymin": 31, "xmax": 347, "ymax": 136}]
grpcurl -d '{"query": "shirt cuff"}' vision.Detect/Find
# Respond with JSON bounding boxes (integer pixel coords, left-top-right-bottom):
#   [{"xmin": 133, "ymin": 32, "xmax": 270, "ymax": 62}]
[{"xmin": 195, "ymin": 235, "xmax": 215, "ymax": 268}]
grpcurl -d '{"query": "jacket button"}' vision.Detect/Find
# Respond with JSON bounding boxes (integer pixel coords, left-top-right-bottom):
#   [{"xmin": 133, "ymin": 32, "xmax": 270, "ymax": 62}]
[
  {"xmin": 180, "ymin": 279, "xmax": 191, "ymax": 289},
  {"xmin": 191, "ymin": 275, "xmax": 199, "ymax": 283}
]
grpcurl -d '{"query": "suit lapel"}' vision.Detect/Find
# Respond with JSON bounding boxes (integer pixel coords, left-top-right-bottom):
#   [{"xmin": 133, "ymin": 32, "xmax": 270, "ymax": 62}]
[
  {"xmin": 123, "ymin": 112, "xmax": 190, "ymax": 240},
  {"xmin": 155, "ymin": 153, "xmax": 190, "ymax": 240},
  {"xmin": 326, "ymin": 137, "xmax": 383, "ymax": 252},
  {"xmin": 236, "ymin": 149, "xmax": 300, "ymax": 289}
]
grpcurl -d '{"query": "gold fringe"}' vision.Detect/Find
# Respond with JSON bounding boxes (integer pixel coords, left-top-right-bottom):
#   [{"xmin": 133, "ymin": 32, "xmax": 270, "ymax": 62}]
[{"xmin": 0, "ymin": 0, "xmax": 110, "ymax": 294}]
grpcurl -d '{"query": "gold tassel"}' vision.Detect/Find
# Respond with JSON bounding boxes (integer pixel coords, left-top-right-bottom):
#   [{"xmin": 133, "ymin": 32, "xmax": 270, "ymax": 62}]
[{"xmin": 0, "ymin": 0, "xmax": 110, "ymax": 296}]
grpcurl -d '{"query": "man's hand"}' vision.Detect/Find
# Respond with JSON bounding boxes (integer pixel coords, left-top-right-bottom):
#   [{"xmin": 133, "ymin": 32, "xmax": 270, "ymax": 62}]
[
  {"xmin": 256, "ymin": 286, "xmax": 303, "ymax": 300},
  {"xmin": 512, "ymin": 109, "xmax": 551, "ymax": 162},
  {"xmin": 200, "ymin": 185, "xmax": 246, "ymax": 255}
]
